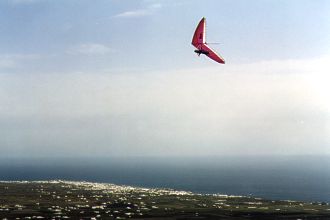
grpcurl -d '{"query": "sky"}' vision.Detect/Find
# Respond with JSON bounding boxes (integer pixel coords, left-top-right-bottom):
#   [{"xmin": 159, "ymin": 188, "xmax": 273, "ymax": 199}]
[{"xmin": 0, "ymin": 0, "xmax": 329, "ymax": 157}]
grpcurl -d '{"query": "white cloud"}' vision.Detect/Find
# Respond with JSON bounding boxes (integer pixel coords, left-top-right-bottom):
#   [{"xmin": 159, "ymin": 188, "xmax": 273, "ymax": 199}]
[
  {"xmin": 148, "ymin": 3, "xmax": 162, "ymax": 9},
  {"xmin": 0, "ymin": 58, "xmax": 16, "ymax": 69},
  {"xmin": 67, "ymin": 43, "xmax": 112, "ymax": 55},
  {"xmin": 114, "ymin": 9, "xmax": 150, "ymax": 18},
  {"xmin": 0, "ymin": 54, "xmax": 39, "ymax": 69},
  {"xmin": 9, "ymin": 0, "xmax": 43, "ymax": 5},
  {"xmin": 0, "ymin": 56, "xmax": 329, "ymax": 157},
  {"xmin": 114, "ymin": 3, "xmax": 162, "ymax": 18}
]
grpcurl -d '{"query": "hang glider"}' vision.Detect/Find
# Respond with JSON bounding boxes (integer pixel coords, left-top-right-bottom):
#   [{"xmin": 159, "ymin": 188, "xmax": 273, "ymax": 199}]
[{"xmin": 192, "ymin": 17, "xmax": 225, "ymax": 64}]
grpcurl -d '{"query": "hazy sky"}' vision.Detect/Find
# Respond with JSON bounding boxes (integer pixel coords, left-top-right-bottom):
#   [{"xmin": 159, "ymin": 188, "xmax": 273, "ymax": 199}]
[{"xmin": 0, "ymin": 0, "xmax": 329, "ymax": 157}]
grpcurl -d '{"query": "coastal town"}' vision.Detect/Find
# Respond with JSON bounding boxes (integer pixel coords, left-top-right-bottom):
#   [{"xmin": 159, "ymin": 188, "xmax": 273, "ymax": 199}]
[{"xmin": 1, "ymin": 180, "xmax": 330, "ymax": 219}]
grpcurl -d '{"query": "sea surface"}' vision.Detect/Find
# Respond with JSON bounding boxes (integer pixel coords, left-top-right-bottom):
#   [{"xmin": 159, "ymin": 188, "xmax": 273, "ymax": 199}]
[{"xmin": 1, "ymin": 156, "xmax": 330, "ymax": 203}]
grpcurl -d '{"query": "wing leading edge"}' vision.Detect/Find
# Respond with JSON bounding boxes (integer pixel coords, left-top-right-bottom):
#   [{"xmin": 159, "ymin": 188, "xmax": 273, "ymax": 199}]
[{"xmin": 192, "ymin": 17, "xmax": 225, "ymax": 64}]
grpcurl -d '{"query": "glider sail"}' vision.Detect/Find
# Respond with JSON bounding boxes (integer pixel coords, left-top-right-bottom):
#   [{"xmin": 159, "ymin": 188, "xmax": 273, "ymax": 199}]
[
  {"xmin": 192, "ymin": 17, "xmax": 206, "ymax": 47},
  {"xmin": 192, "ymin": 17, "xmax": 225, "ymax": 64}
]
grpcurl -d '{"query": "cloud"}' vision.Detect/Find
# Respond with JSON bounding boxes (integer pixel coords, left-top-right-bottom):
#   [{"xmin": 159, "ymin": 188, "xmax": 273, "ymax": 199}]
[
  {"xmin": 67, "ymin": 43, "xmax": 112, "ymax": 55},
  {"xmin": 0, "ymin": 54, "xmax": 39, "ymax": 70},
  {"xmin": 114, "ymin": 3, "xmax": 162, "ymax": 18},
  {"xmin": 0, "ymin": 56, "xmax": 329, "ymax": 157},
  {"xmin": 0, "ymin": 58, "xmax": 16, "ymax": 69},
  {"xmin": 8, "ymin": 0, "xmax": 43, "ymax": 5},
  {"xmin": 114, "ymin": 9, "xmax": 150, "ymax": 18},
  {"xmin": 148, "ymin": 3, "xmax": 162, "ymax": 9}
]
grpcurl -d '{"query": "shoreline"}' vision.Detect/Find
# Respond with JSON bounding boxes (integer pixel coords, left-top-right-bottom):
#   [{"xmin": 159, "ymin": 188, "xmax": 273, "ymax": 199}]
[{"xmin": 1, "ymin": 180, "xmax": 330, "ymax": 219}]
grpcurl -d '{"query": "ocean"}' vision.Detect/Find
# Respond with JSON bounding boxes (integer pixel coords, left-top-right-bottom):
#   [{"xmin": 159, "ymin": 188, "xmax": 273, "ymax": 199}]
[{"xmin": 1, "ymin": 156, "xmax": 330, "ymax": 203}]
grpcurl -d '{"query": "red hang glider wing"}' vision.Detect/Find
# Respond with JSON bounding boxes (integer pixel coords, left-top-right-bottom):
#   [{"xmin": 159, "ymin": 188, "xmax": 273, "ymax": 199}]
[
  {"xmin": 192, "ymin": 17, "xmax": 206, "ymax": 48},
  {"xmin": 192, "ymin": 17, "xmax": 225, "ymax": 64},
  {"xmin": 202, "ymin": 44, "xmax": 225, "ymax": 64}
]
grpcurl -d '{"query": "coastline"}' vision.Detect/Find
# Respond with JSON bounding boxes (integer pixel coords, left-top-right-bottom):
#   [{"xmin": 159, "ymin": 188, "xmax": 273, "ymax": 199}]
[{"xmin": 1, "ymin": 180, "xmax": 330, "ymax": 219}]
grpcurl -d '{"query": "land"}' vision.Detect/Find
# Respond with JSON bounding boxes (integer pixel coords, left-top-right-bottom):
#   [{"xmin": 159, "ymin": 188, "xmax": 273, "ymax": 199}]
[{"xmin": 0, "ymin": 181, "xmax": 330, "ymax": 219}]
